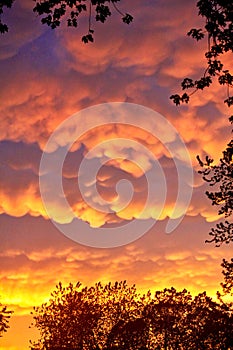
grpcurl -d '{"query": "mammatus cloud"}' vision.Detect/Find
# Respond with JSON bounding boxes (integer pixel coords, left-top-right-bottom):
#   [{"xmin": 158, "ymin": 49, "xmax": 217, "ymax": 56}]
[
  {"xmin": 0, "ymin": 123, "xmax": 225, "ymax": 229},
  {"xmin": 0, "ymin": 0, "xmax": 230, "ymax": 152}
]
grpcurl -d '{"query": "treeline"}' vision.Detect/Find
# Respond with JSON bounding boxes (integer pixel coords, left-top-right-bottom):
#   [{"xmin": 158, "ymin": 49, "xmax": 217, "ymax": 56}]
[{"xmin": 30, "ymin": 281, "xmax": 233, "ymax": 350}]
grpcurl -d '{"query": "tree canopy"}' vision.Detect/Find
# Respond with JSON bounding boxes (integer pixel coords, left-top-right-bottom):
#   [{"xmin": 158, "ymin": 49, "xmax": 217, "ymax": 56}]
[
  {"xmin": 169, "ymin": 0, "xmax": 233, "ymax": 246},
  {"xmin": 197, "ymin": 131, "xmax": 233, "ymax": 246},
  {"xmin": 30, "ymin": 281, "xmax": 233, "ymax": 350},
  {"xmin": 221, "ymin": 257, "xmax": 233, "ymax": 296},
  {"xmin": 170, "ymin": 0, "xmax": 232, "ymax": 311},
  {"xmin": 170, "ymin": 0, "xmax": 233, "ymax": 108},
  {"xmin": 30, "ymin": 281, "xmax": 143, "ymax": 349}
]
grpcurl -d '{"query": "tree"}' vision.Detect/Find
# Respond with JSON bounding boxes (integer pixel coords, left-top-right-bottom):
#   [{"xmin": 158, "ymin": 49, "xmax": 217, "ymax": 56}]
[
  {"xmin": 197, "ymin": 131, "xmax": 233, "ymax": 246},
  {"xmin": 221, "ymin": 257, "xmax": 233, "ymax": 296},
  {"xmin": 30, "ymin": 281, "xmax": 145, "ymax": 350},
  {"xmin": 105, "ymin": 317, "xmax": 149, "ymax": 350},
  {"xmin": 145, "ymin": 289, "xmax": 232, "ymax": 350},
  {"xmin": 31, "ymin": 282, "xmax": 233, "ymax": 350},
  {"xmin": 170, "ymin": 1, "xmax": 233, "ymax": 325},
  {"xmin": 30, "ymin": 282, "xmax": 100, "ymax": 349},
  {"xmin": 143, "ymin": 288, "xmax": 193, "ymax": 350},
  {"xmin": 170, "ymin": 0, "xmax": 233, "ymax": 107},
  {"xmin": 169, "ymin": 0, "xmax": 233, "ymax": 246},
  {"xmin": 186, "ymin": 292, "xmax": 232, "ymax": 350},
  {"xmin": 0, "ymin": 301, "xmax": 13, "ymax": 337},
  {"xmin": 0, "ymin": 0, "xmax": 133, "ymax": 42}
]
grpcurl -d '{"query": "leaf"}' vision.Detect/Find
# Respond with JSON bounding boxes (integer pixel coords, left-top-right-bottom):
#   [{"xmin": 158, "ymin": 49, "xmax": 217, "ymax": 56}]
[
  {"xmin": 82, "ymin": 34, "xmax": 94, "ymax": 44},
  {"xmin": 0, "ymin": 23, "xmax": 8, "ymax": 33},
  {"xmin": 170, "ymin": 94, "xmax": 180, "ymax": 105},
  {"xmin": 224, "ymin": 96, "xmax": 233, "ymax": 107},
  {"xmin": 197, "ymin": 155, "xmax": 204, "ymax": 167},
  {"xmin": 122, "ymin": 13, "xmax": 133, "ymax": 24},
  {"xmin": 181, "ymin": 78, "xmax": 194, "ymax": 90},
  {"xmin": 187, "ymin": 28, "xmax": 205, "ymax": 41}
]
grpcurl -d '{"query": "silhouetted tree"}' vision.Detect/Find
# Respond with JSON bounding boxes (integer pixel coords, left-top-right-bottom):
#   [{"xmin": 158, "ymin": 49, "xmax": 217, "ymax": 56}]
[
  {"xmin": 170, "ymin": 0, "xmax": 233, "ymax": 107},
  {"xmin": 30, "ymin": 281, "xmax": 145, "ymax": 350},
  {"xmin": 0, "ymin": 0, "xmax": 133, "ymax": 42},
  {"xmin": 197, "ymin": 129, "xmax": 233, "ymax": 246},
  {"xmin": 221, "ymin": 257, "xmax": 233, "ymax": 296},
  {"xmin": 143, "ymin": 288, "xmax": 192, "ymax": 350},
  {"xmin": 186, "ymin": 292, "xmax": 232, "ymax": 350},
  {"xmin": 31, "ymin": 282, "xmax": 233, "ymax": 349},
  {"xmin": 143, "ymin": 289, "xmax": 232, "ymax": 349},
  {"xmin": 30, "ymin": 282, "xmax": 101, "ymax": 349},
  {"xmin": 171, "ymin": 3, "xmax": 233, "ymax": 308},
  {"xmin": 105, "ymin": 317, "xmax": 149, "ymax": 350},
  {"xmin": 0, "ymin": 301, "xmax": 13, "ymax": 337}
]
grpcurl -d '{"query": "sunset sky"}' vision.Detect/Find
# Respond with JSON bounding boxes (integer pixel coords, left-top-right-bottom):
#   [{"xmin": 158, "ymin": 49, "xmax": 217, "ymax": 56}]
[{"xmin": 0, "ymin": 0, "xmax": 232, "ymax": 349}]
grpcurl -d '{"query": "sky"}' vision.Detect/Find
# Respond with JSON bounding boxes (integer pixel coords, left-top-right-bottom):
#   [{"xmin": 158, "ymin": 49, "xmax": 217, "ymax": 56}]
[{"xmin": 0, "ymin": 0, "xmax": 232, "ymax": 349}]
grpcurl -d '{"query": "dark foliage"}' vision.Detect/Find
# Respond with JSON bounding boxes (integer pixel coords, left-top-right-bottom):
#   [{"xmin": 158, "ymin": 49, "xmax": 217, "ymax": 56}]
[
  {"xmin": 30, "ymin": 281, "xmax": 143, "ymax": 349},
  {"xmin": 30, "ymin": 282, "xmax": 233, "ymax": 350},
  {"xmin": 0, "ymin": 0, "xmax": 14, "ymax": 33},
  {"xmin": 197, "ymin": 122, "xmax": 233, "ymax": 246},
  {"xmin": 170, "ymin": 0, "xmax": 233, "ymax": 106},
  {"xmin": 221, "ymin": 257, "xmax": 233, "ymax": 296},
  {"xmin": 170, "ymin": 1, "xmax": 233, "ymax": 248},
  {"xmin": 0, "ymin": 302, "xmax": 13, "ymax": 337},
  {"xmin": 142, "ymin": 288, "xmax": 193, "ymax": 349},
  {"xmin": 0, "ymin": 0, "xmax": 133, "ymax": 42}
]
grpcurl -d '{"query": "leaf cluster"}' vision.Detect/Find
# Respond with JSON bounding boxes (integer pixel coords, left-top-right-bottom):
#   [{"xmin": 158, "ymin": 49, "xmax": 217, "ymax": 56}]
[
  {"xmin": 221, "ymin": 258, "xmax": 233, "ymax": 296},
  {"xmin": 0, "ymin": 0, "xmax": 14, "ymax": 33},
  {"xmin": 197, "ymin": 127, "xmax": 233, "ymax": 246},
  {"xmin": 170, "ymin": 0, "xmax": 233, "ymax": 106},
  {"xmin": 0, "ymin": 302, "xmax": 13, "ymax": 337},
  {"xmin": 32, "ymin": 0, "xmax": 133, "ymax": 43}
]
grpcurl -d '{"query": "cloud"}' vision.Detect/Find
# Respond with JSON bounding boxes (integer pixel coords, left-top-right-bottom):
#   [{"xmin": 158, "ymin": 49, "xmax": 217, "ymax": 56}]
[
  {"xmin": 0, "ymin": 0, "xmax": 230, "ymax": 155},
  {"xmin": 0, "ymin": 0, "xmax": 45, "ymax": 60},
  {"xmin": 0, "ymin": 119, "xmax": 223, "ymax": 228},
  {"xmin": 0, "ymin": 214, "xmax": 232, "ymax": 314}
]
